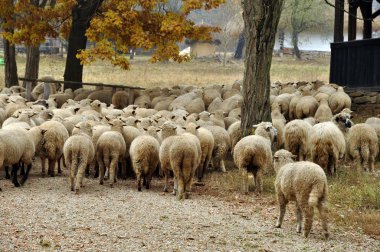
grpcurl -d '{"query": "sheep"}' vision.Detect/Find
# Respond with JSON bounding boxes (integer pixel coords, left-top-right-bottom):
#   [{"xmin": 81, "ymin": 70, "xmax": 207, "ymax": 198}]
[
  {"xmin": 112, "ymin": 90, "xmax": 130, "ymax": 109},
  {"xmin": 347, "ymin": 123, "xmax": 378, "ymax": 172},
  {"xmin": 207, "ymin": 97, "xmax": 223, "ymax": 113},
  {"xmin": 274, "ymin": 93, "xmax": 293, "ymax": 120},
  {"xmin": 227, "ymin": 121, "xmax": 242, "ymax": 154},
  {"xmin": 271, "ymin": 102, "xmax": 286, "ymax": 150},
  {"xmin": 87, "ymin": 90, "xmax": 113, "ymax": 104},
  {"xmin": 233, "ymin": 122, "xmax": 277, "ymax": 193},
  {"xmin": 309, "ymin": 112, "xmax": 352, "ymax": 176},
  {"xmin": 97, "ymin": 119, "xmax": 126, "ymax": 187},
  {"xmin": 134, "ymin": 93, "xmax": 151, "ymax": 108},
  {"xmin": 185, "ymin": 97, "xmax": 205, "ymax": 114},
  {"xmin": 0, "ymin": 128, "xmax": 44, "ymax": 189},
  {"xmin": 63, "ymin": 122, "xmax": 95, "ymax": 193},
  {"xmin": 210, "ymin": 110, "xmax": 226, "ymax": 128},
  {"xmin": 37, "ymin": 121, "xmax": 70, "ymax": 177},
  {"xmin": 49, "ymin": 89, "xmax": 74, "ymax": 108},
  {"xmin": 120, "ymin": 125, "xmax": 141, "ymax": 178},
  {"xmin": 314, "ymin": 98, "xmax": 333, "ymax": 123},
  {"xmin": 204, "ymin": 125, "xmax": 230, "ymax": 173},
  {"xmin": 295, "ymin": 96, "xmax": 318, "ymax": 119},
  {"xmin": 184, "ymin": 123, "xmax": 214, "ymax": 182},
  {"xmin": 202, "ymin": 86, "xmax": 222, "ymax": 108},
  {"xmin": 318, "ymin": 84, "xmax": 336, "ymax": 95},
  {"xmin": 169, "ymin": 89, "xmax": 203, "ymax": 111},
  {"xmin": 273, "ymin": 149, "xmax": 329, "ymax": 239},
  {"xmin": 220, "ymin": 94, "xmax": 242, "ymax": 114},
  {"xmin": 284, "ymin": 119, "xmax": 312, "ymax": 161},
  {"xmin": 168, "ymin": 133, "xmax": 201, "ymax": 199},
  {"xmin": 129, "ymin": 135, "xmax": 160, "ymax": 191},
  {"xmin": 288, "ymin": 91, "xmax": 302, "ymax": 120},
  {"xmin": 365, "ymin": 117, "xmax": 380, "ymax": 152},
  {"xmin": 328, "ymin": 87, "xmax": 351, "ymax": 114},
  {"xmin": 154, "ymin": 95, "xmax": 176, "ymax": 111}
]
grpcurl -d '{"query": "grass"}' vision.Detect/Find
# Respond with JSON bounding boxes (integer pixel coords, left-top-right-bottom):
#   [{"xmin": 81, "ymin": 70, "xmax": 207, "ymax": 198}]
[
  {"xmin": 0, "ymin": 54, "xmax": 330, "ymax": 89},
  {"xmin": 205, "ymin": 164, "xmax": 380, "ymax": 239}
]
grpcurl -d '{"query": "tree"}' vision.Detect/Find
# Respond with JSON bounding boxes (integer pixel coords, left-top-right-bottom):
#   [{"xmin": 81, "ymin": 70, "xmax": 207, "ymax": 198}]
[
  {"xmin": 241, "ymin": 0, "xmax": 284, "ymax": 136},
  {"xmin": 1, "ymin": 0, "xmax": 75, "ymax": 87},
  {"xmin": 278, "ymin": 0, "xmax": 333, "ymax": 59},
  {"xmin": 77, "ymin": 0, "xmax": 224, "ymax": 71}
]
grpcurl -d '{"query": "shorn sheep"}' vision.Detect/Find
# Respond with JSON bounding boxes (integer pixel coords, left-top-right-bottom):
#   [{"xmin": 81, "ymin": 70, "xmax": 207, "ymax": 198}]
[
  {"xmin": 129, "ymin": 135, "xmax": 160, "ymax": 191},
  {"xmin": 273, "ymin": 149, "xmax": 329, "ymax": 239},
  {"xmin": 347, "ymin": 123, "xmax": 378, "ymax": 172},
  {"xmin": 309, "ymin": 112, "xmax": 353, "ymax": 176},
  {"xmin": 233, "ymin": 122, "xmax": 277, "ymax": 193}
]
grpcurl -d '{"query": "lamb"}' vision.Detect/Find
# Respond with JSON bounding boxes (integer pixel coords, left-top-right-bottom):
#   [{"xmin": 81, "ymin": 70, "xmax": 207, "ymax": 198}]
[
  {"xmin": 314, "ymin": 98, "xmax": 333, "ymax": 123},
  {"xmin": 204, "ymin": 125, "xmax": 230, "ymax": 173},
  {"xmin": 328, "ymin": 87, "xmax": 351, "ymax": 114},
  {"xmin": 347, "ymin": 123, "xmax": 378, "ymax": 172},
  {"xmin": 284, "ymin": 119, "xmax": 312, "ymax": 161},
  {"xmin": 97, "ymin": 119, "xmax": 126, "ymax": 187},
  {"xmin": 129, "ymin": 135, "xmax": 160, "ymax": 191},
  {"xmin": 63, "ymin": 122, "xmax": 95, "ymax": 193},
  {"xmin": 273, "ymin": 149, "xmax": 329, "ymax": 239},
  {"xmin": 184, "ymin": 123, "xmax": 214, "ymax": 182},
  {"xmin": 309, "ymin": 112, "xmax": 352, "ymax": 176},
  {"xmin": 295, "ymin": 96, "xmax": 318, "ymax": 119},
  {"xmin": 37, "ymin": 121, "xmax": 70, "ymax": 177},
  {"xmin": 233, "ymin": 122, "xmax": 277, "ymax": 193}
]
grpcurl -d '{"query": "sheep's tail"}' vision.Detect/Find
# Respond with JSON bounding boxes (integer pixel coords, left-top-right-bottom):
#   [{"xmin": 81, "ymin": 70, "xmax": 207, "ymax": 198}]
[
  {"xmin": 333, "ymin": 101, "xmax": 345, "ymax": 114},
  {"xmin": 308, "ymin": 181, "xmax": 326, "ymax": 207}
]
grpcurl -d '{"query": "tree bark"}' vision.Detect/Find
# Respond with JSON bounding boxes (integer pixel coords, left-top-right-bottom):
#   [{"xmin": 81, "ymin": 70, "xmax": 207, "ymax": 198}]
[
  {"xmin": 23, "ymin": 46, "xmax": 40, "ymax": 88},
  {"xmin": 3, "ymin": 37, "xmax": 19, "ymax": 87},
  {"xmin": 63, "ymin": 0, "xmax": 103, "ymax": 90},
  {"xmin": 241, "ymin": 0, "xmax": 284, "ymax": 136},
  {"xmin": 234, "ymin": 32, "xmax": 245, "ymax": 59},
  {"xmin": 291, "ymin": 31, "xmax": 301, "ymax": 60}
]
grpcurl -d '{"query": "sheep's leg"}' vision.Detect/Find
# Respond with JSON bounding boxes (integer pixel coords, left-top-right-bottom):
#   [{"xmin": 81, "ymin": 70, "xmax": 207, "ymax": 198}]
[
  {"xmin": 255, "ymin": 170, "xmax": 263, "ymax": 193},
  {"xmin": 351, "ymin": 150, "xmax": 361, "ymax": 172},
  {"xmin": 220, "ymin": 160, "xmax": 226, "ymax": 173},
  {"xmin": 173, "ymin": 176, "xmax": 178, "ymax": 195},
  {"xmin": 241, "ymin": 168, "xmax": 249, "ymax": 194},
  {"xmin": 163, "ymin": 170, "xmax": 169, "ymax": 192},
  {"xmin": 295, "ymin": 204, "xmax": 302, "ymax": 233},
  {"xmin": 5, "ymin": 166, "xmax": 10, "ymax": 179},
  {"xmin": 369, "ymin": 155, "xmax": 375, "ymax": 173},
  {"xmin": 20, "ymin": 164, "xmax": 32, "ymax": 185},
  {"xmin": 275, "ymin": 194, "xmax": 288, "ymax": 228},
  {"xmin": 136, "ymin": 171, "xmax": 142, "ymax": 191},
  {"xmin": 109, "ymin": 159, "xmax": 117, "ymax": 188},
  {"xmin": 69, "ymin": 163, "xmax": 75, "ymax": 192},
  {"xmin": 184, "ymin": 176, "xmax": 193, "ymax": 199},
  {"xmin": 19, "ymin": 162, "xmax": 25, "ymax": 176},
  {"xmin": 75, "ymin": 161, "xmax": 87, "ymax": 193},
  {"xmin": 177, "ymin": 176, "xmax": 185, "ymax": 200},
  {"xmin": 57, "ymin": 157, "xmax": 62, "ymax": 174},
  {"xmin": 318, "ymin": 202, "xmax": 329, "ymax": 239},
  {"xmin": 361, "ymin": 147, "xmax": 370, "ymax": 172},
  {"xmin": 121, "ymin": 158, "xmax": 127, "ymax": 180},
  {"xmin": 41, "ymin": 157, "xmax": 46, "ymax": 177},
  {"xmin": 85, "ymin": 165, "xmax": 90, "ymax": 178},
  {"xmin": 48, "ymin": 159, "xmax": 56, "ymax": 177},
  {"xmin": 11, "ymin": 164, "xmax": 20, "ymax": 187},
  {"xmin": 98, "ymin": 157, "xmax": 105, "ymax": 185},
  {"xmin": 302, "ymin": 206, "xmax": 314, "ymax": 238}
]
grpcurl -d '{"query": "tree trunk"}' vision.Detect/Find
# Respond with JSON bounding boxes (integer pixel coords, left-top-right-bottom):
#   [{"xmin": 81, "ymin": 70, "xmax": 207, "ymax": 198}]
[
  {"xmin": 63, "ymin": 0, "xmax": 103, "ymax": 90},
  {"xmin": 3, "ymin": 37, "xmax": 19, "ymax": 87},
  {"xmin": 278, "ymin": 29, "xmax": 285, "ymax": 57},
  {"xmin": 291, "ymin": 32, "xmax": 301, "ymax": 60},
  {"xmin": 241, "ymin": 0, "xmax": 284, "ymax": 136},
  {"xmin": 234, "ymin": 32, "xmax": 245, "ymax": 59},
  {"xmin": 23, "ymin": 46, "xmax": 40, "ymax": 88}
]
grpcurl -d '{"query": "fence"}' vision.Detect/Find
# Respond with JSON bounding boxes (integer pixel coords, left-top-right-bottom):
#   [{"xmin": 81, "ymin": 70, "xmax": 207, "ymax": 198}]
[{"xmin": 19, "ymin": 77, "xmax": 144, "ymax": 105}]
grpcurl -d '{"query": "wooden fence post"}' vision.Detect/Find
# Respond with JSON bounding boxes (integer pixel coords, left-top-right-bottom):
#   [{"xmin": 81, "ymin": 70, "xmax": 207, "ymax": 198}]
[{"xmin": 43, "ymin": 82, "xmax": 50, "ymax": 100}]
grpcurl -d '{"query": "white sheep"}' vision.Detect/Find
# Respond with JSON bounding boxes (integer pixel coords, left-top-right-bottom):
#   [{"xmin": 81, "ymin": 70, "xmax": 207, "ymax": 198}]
[
  {"xmin": 129, "ymin": 135, "xmax": 160, "ymax": 191},
  {"xmin": 295, "ymin": 96, "xmax": 318, "ymax": 119},
  {"xmin": 227, "ymin": 121, "xmax": 242, "ymax": 154},
  {"xmin": 309, "ymin": 112, "xmax": 352, "ymax": 176},
  {"xmin": 233, "ymin": 122, "xmax": 277, "ymax": 193},
  {"xmin": 63, "ymin": 122, "xmax": 95, "ymax": 193},
  {"xmin": 284, "ymin": 119, "xmax": 312, "ymax": 161},
  {"xmin": 204, "ymin": 125, "xmax": 230, "ymax": 173},
  {"xmin": 347, "ymin": 123, "xmax": 378, "ymax": 172},
  {"xmin": 328, "ymin": 87, "xmax": 351, "ymax": 114},
  {"xmin": 314, "ymin": 98, "xmax": 333, "ymax": 123},
  {"xmin": 273, "ymin": 149, "xmax": 329, "ymax": 239}
]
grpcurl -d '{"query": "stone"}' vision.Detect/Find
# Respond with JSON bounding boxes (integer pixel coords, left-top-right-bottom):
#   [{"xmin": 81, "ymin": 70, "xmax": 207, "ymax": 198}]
[
  {"xmin": 354, "ymin": 96, "xmax": 372, "ymax": 104},
  {"xmin": 347, "ymin": 91, "xmax": 364, "ymax": 97}
]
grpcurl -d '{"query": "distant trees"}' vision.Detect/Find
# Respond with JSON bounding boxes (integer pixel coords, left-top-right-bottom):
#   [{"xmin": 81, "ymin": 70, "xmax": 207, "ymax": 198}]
[{"xmin": 278, "ymin": 0, "xmax": 333, "ymax": 59}]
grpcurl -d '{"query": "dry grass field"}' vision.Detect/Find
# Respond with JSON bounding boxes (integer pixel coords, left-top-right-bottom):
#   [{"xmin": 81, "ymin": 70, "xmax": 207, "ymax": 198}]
[{"xmin": 0, "ymin": 54, "xmax": 330, "ymax": 88}]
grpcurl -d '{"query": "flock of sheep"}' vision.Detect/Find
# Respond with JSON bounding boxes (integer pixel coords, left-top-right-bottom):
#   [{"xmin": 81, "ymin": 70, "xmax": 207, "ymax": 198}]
[{"xmin": 0, "ymin": 78, "xmax": 379, "ymax": 240}]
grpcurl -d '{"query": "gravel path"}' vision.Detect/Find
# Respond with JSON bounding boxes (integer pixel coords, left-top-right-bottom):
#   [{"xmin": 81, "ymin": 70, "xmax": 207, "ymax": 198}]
[{"xmin": 0, "ymin": 172, "xmax": 379, "ymax": 252}]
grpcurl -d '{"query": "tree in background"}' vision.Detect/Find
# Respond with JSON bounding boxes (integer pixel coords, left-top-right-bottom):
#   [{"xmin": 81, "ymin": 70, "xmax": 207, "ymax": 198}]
[
  {"xmin": 0, "ymin": 0, "xmax": 75, "ymax": 87},
  {"xmin": 76, "ymin": 0, "xmax": 224, "ymax": 74},
  {"xmin": 278, "ymin": 0, "xmax": 333, "ymax": 59},
  {"xmin": 241, "ymin": 0, "xmax": 284, "ymax": 135}
]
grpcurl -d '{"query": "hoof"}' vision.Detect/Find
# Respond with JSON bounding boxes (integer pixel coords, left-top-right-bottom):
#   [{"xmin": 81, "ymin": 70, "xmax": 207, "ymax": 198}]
[
  {"xmin": 275, "ymin": 224, "xmax": 281, "ymax": 228},
  {"xmin": 138, "ymin": 187, "xmax": 142, "ymax": 192},
  {"xmin": 184, "ymin": 192, "xmax": 190, "ymax": 199},
  {"xmin": 75, "ymin": 189, "xmax": 79, "ymax": 194},
  {"xmin": 41, "ymin": 173, "xmax": 46, "ymax": 178},
  {"xmin": 324, "ymin": 233, "xmax": 329, "ymax": 239},
  {"xmin": 71, "ymin": 187, "xmax": 74, "ymax": 192},
  {"xmin": 110, "ymin": 184, "xmax": 114, "ymax": 188},
  {"xmin": 14, "ymin": 182, "xmax": 21, "ymax": 188},
  {"xmin": 100, "ymin": 181, "xmax": 104, "ymax": 185},
  {"xmin": 163, "ymin": 187, "xmax": 168, "ymax": 193},
  {"xmin": 5, "ymin": 174, "xmax": 10, "ymax": 180}
]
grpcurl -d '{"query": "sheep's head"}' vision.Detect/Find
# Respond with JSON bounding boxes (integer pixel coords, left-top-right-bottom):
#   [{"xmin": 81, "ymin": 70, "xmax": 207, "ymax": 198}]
[
  {"xmin": 160, "ymin": 121, "xmax": 177, "ymax": 139},
  {"xmin": 253, "ymin": 122, "xmax": 277, "ymax": 144},
  {"xmin": 73, "ymin": 122, "xmax": 93, "ymax": 137},
  {"xmin": 183, "ymin": 122, "xmax": 200, "ymax": 136},
  {"xmin": 273, "ymin": 149, "xmax": 296, "ymax": 173},
  {"xmin": 332, "ymin": 111, "xmax": 353, "ymax": 131}
]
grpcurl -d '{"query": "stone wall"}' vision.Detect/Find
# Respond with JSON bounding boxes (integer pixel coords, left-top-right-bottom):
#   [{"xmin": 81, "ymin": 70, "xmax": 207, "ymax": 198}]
[{"xmin": 346, "ymin": 90, "xmax": 380, "ymax": 111}]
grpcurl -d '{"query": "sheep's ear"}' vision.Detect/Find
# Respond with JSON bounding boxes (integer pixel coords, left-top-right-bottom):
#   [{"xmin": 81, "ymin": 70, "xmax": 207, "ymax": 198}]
[
  {"xmin": 132, "ymin": 111, "xmax": 136, "ymax": 115},
  {"xmin": 171, "ymin": 115, "xmax": 175, "ymax": 119},
  {"xmin": 105, "ymin": 116, "xmax": 111, "ymax": 121},
  {"xmin": 182, "ymin": 126, "xmax": 186, "ymax": 130},
  {"xmin": 98, "ymin": 103, "xmax": 101, "ymax": 107},
  {"xmin": 154, "ymin": 119, "xmax": 158, "ymax": 123},
  {"xmin": 223, "ymin": 112, "xmax": 228, "ymax": 117},
  {"xmin": 143, "ymin": 128, "xmax": 148, "ymax": 131},
  {"xmin": 74, "ymin": 125, "xmax": 80, "ymax": 129},
  {"xmin": 108, "ymin": 122, "xmax": 114, "ymax": 126},
  {"xmin": 183, "ymin": 116, "xmax": 186, "ymax": 121},
  {"xmin": 74, "ymin": 107, "xmax": 80, "ymax": 113},
  {"xmin": 41, "ymin": 129, "xmax": 47, "ymax": 135},
  {"xmin": 123, "ymin": 123, "xmax": 127, "ymax": 127},
  {"xmin": 136, "ymin": 119, "xmax": 141, "ymax": 123},
  {"xmin": 156, "ymin": 129, "xmax": 160, "ymax": 132},
  {"xmin": 53, "ymin": 98, "xmax": 57, "ymax": 102},
  {"xmin": 196, "ymin": 125, "xmax": 201, "ymax": 129},
  {"xmin": 291, "ymin": 154, "xmax": 297, "ymax": 160},
  {"xmin": 273, "ymin": 156, "xmax": 279, "ymax": 161}
]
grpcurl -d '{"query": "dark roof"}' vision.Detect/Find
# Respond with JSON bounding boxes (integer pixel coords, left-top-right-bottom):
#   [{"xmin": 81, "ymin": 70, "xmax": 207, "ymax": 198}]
[{"xmin": 185, "ymin": 39, "xmax": 221, "ymax": 46}]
